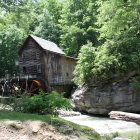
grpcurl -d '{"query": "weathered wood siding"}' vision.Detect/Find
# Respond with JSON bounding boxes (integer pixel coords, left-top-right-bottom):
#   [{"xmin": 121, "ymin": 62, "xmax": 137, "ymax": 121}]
[
  {"xmin": 19, "ymin": 36, "xmax": 77, "ymax": 88},
  {"xmin": 19, "ymin": 38, "xmax": 45, "ymax": 78},
  {"xmin": 60, "ymin": 56, "xmax": 76, "ymax": 84},
  {"xmin": 44, "ymin": 51, "xmax": 76, "ymax": 85}
]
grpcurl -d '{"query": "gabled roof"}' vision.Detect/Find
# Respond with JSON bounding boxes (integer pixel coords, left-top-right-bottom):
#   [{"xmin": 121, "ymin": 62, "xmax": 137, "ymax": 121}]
[
  {"xmin": 19, "ymin": 35, "xmax": 65, "ymax": 55},
  {"xmin": 19, "ymin": 35, "xmax": 77, "ymax": 60},
  {"xmin": 30, "ymin": 35, "xmax": 65, "ymax": 55}
]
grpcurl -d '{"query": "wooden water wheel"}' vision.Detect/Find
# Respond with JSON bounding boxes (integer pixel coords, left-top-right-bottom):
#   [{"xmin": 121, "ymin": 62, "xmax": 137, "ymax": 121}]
[{"xmin": 21, "ymin": 80, "xmax": 46, "ymax": 95}]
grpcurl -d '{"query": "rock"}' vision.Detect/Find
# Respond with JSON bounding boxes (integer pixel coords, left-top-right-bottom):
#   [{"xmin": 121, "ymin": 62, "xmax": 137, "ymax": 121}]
[
  {"xmin": 112, "ymin": 137, "xmax": 131, "ymax": 140},
  {"xmin": 109, "ymin": 111, "xmax": 140, "ymax": 125},
  {"xmin": 0, "ymin": 103, "xmax": 13, "ymax": 111},
  {"xmin": 28, "ymin": 121, "xmax": 46, "ymax": 133},
  {"xmin": 72, "ymin": 80, "xmax": 140, "ymax": 115},
  {"xmin": 7, "ymin": 121, "xmax": 23, "ymax": 130},
  {"xmin": 57, "ymin": 109, "xmax": 81, "ymax": 117}
]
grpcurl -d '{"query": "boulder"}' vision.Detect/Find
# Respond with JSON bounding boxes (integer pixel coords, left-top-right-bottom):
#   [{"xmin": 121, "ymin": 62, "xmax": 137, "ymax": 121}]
[
  {"xmin": 112, "ymin": 137, "xmax": 131, "ymax": 140},
  {"xmin": 109, "ymin": 111, "xmax": 140, "ymax": 125},
  {"xmin": 57, "ymin": 109, "xmax": 81, "ymax": 117},
  {"xmin": 72, "ymin": 80, "xmax": 140, "ymax": 115}
]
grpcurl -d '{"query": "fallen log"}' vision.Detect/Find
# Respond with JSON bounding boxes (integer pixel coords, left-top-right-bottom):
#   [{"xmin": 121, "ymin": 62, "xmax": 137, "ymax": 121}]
[{"xmin": 109, "ymin": 111, "xmax": 140, "ymax": 125}]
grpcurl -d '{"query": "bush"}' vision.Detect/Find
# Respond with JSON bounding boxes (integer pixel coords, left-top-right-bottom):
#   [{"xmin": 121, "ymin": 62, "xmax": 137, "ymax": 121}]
[
  {"xmin": 5, "ymin": 91, "xmax": 73, "ymax": 115},
  {"xmin": 73, "ymin": 42, "xmax": 96, "ymax": 85},
  {"xmin": 74, "ymin": 36, "xmax": 140, "ymax": 86}
]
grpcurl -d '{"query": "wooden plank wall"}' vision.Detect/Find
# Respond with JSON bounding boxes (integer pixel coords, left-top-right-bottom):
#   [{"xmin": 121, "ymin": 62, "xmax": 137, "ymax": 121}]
[
  {"xmin": 19, "ymin": 37, "xmax": 77, "ymax": 87},
  {"xmin": 19, "ymin": 38, "xmax": 45, "ymax": 77},
  {"xmin": 44, "ymin": 51, "xmax": 76, "ymax": 85}
]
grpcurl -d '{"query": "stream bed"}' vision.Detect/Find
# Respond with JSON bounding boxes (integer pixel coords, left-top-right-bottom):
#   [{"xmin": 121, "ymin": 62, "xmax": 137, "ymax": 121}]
[{"xmin": 61, "ymin": 114, "xmax": 140, "ymax": 138}]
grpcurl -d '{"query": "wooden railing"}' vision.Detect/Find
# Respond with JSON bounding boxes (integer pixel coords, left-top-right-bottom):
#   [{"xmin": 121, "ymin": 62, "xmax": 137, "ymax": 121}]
[{"xmin": 0, "ymin": 75, "xmax": 37, "ymax": 83}]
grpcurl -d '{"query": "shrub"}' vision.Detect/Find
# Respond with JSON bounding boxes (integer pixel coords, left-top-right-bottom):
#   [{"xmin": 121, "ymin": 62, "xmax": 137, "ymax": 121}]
[
  {"xmin": 73, "ymin": 42, "xmax": 96, "ymax": 85},
  {"xmin": 74, "ymin": 36, "xmax": 140, "ymax": 86},
  {"xmin": 5, "ymin": 91, "xmax": 73, "ymax": 115}
]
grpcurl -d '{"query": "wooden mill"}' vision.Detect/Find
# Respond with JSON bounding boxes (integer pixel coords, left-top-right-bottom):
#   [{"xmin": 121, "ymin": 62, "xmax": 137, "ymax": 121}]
[{"xmin": 0, "ymin": 35, "xmax": 77, "ymax": 95}]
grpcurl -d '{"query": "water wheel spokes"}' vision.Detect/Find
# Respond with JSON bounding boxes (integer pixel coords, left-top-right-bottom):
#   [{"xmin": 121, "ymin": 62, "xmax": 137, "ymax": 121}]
[{"xmin": 21, "ymin": 80, "xmax": 45, "ymax": 94}]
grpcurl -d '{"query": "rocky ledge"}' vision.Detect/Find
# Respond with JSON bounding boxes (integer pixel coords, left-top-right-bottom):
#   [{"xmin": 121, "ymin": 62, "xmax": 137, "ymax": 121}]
[
  {"xmin": 109, "ymin": 111, "xmax": 140, "ymax": 125},
  {"xmin": 72, "ymin": 80, "xmax": 140, "ymax": 115}
]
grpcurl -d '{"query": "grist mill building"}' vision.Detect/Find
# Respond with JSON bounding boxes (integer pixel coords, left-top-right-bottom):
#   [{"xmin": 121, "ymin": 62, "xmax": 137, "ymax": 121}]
[{"xmin": 18, "ymin": 35, "xmax": 77, "ymax": 92}]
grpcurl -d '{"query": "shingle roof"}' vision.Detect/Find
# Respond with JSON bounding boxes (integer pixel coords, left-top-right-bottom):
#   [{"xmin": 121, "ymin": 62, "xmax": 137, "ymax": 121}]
[{"xmin": 30, "ymin": 35, "xmax": 65, "ymax": 55}]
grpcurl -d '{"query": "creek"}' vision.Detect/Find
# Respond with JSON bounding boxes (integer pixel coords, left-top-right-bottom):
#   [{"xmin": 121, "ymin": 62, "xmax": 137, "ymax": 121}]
[{"xmin": 61, "ymin": 114, "xmax": 140, "ymax": 138}]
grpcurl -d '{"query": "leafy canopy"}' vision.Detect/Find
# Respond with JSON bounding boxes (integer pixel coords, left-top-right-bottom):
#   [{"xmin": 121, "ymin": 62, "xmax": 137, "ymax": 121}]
[
  {"xmin": 74, "ymin": 0, "xmax": 140, "ymax": 85},
  {"xmin": 0, "ymin": 0, "xmax": 140, "ymax": 87}
]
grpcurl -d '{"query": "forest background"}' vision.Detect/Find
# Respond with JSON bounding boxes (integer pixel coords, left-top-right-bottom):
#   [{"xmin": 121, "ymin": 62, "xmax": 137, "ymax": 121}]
[{"xmin": 0, "ymin": 0, "xmax": 139, "ymax": 86}]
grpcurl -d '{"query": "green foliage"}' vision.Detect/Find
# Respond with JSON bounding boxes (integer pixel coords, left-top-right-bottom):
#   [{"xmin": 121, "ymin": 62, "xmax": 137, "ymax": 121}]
[
  {"xmin": 130, "ymin": 77, "xmax": 140, "ymax": 93},
  {"xmin": 74, "ymin": 0, "xmax": 140, "ymax": 85},
  {"xmin": 0, "ymin": 25, "xmax": 25, "ymax": 77},
  {"xmin": 34, "ymin": 0, "xmax": 62, "ymax": 44},
  {"xmin": 0, "ymin": 0, "xmax": 31, "ymax": 12},
  {"xmin": 0, "ymin": 0, "xmax": 45, "ymax": 77},
  {"xmin": 59, "ymin": 0, "xmax": 99, "ymax": 56},
  {"xmin": 73, "ymin": 42, "xmax": 96, "ymax": 85},
  {"xmin": 0, "ymin": 0, "xmax": 140, "ymax": 87},
  {"xmin": 34, "ymin": 10, "xmax": 60, "ymax": 44},
  {"xmin": 97, "ymin": 0, "xmax": 140, "ymax": 40},
  {"xmin": 93, "ymin": 0, "xmax": 140, "ymax": 81},
  {"xmin": 6, "ymin": 91, "xmax": 72, "ymax": 115}
]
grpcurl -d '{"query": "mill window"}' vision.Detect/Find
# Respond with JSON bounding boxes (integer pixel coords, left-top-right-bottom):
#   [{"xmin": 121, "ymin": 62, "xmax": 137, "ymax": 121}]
[
  {"xmin": 66, "ymin": 73, "xmax": 69, "ymax": 77},
  {"xmin": 22, "ymin": 53, "xmax": 26, "ymax": 61},
  {"xmin": 36, "ymin": 53, "xmax": 40, "ymax": 60},
  {"xmin": 37, "ymin": 64, "xmax": 41, "ymax": 73},
  {"xmin": 23, "ymin": 66, "xmax": 27, "ymax": 74}
]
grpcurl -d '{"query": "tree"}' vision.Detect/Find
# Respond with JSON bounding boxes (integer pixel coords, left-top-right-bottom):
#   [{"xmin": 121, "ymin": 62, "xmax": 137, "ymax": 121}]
[
  {"xmin": 0, "ymin": 0, "xmax": 42, "ymax": 77},
  {"xmin": 0, "ymin": 25, "xmax": 25, "ymax": 77},
  {"xmin": 96, "ymin": 0, "xmax": 140, "ymax": 75},
  {"xmin": 97, "ymin": 0, "xmax": 140, "ymax": 40},
  {"xmin": 59, "ymin": 0, "xmax": 98, "ymax": 56},
  {"xmin": 74, "ymin": 0, "xmax": 140, "ymax": 85},
  {"xmin": 0, "ymin": 0, "xmax": 38, "ymax": 12},
  {"xmin": 34, "ymin": 0, "xmax": 62, "ymax": 45},
  {"xmin": 73, "ymin": 42, "xmax": 96, "ymax": 85}
]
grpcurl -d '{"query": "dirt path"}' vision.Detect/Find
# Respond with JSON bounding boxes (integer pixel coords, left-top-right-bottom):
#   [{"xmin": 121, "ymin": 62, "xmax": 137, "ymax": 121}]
[{"xmin": 0, "ymin": 121, "xmax": 71, "ymax": 140}]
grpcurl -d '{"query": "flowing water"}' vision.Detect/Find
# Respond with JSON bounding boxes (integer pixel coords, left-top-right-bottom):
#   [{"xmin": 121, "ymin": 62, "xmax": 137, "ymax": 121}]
[{"xmin": 62, "ymin": 114, "xmax": 140, "ymax": 138}]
